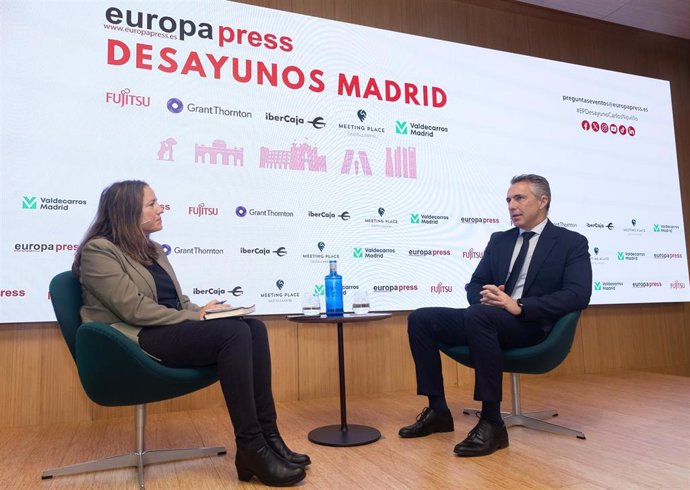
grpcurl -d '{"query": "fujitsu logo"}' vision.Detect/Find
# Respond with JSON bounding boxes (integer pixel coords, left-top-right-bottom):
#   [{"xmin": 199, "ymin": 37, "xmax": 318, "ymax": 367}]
[
  {"xmin": 188, "ymin": 203, "xmax": 219, "ymax": 216},
  {"xmin": 431, "ymin": 282, "xmax": 453, "ymax": 294},
  {"xmin": 105, "ymin": 88, "xmax": 150, "ymax": 108},
  {"xmin": 462, "ymin": 248, "xmax": 483, "ymax": 259},
  {"xmin": 670, "ymin": 280, "xmax": 686, "ymax": 289}
]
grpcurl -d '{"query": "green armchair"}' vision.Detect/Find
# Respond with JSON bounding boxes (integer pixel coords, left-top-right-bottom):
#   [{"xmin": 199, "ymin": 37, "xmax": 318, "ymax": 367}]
[
  {"xmin": 440, "ymin": 310, "xmax": 585, "ymax": 439},
  {"xmin": 43, "ymin": 271, "xmax": 226, "ymax": 487}
]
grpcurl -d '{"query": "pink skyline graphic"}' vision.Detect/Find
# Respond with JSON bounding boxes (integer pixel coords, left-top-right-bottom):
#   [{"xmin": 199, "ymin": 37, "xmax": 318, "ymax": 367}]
[
  {"xmin": 386, "ymin": 147, "xmax": 417, "ymax": 179},
  {"xmin": 259, "ymin": 142, "xmax": 326, "ymax": 172},
  {"xmin": 340, "ymin": 150, "xmax": 373, "ymax": 175},
  {"xmin": 157, "ymin": 137, "xmax": 177, "ymax": 161},
  {"xmin": 195, "ymin": 140, "xmax": 244, "ymax": 166}
]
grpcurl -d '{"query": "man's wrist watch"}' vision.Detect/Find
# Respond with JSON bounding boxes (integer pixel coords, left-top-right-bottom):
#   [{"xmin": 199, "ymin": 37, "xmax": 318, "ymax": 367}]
[{"xmin": 516, "ymin": 298, "xmax": 524, "ymax": 316}]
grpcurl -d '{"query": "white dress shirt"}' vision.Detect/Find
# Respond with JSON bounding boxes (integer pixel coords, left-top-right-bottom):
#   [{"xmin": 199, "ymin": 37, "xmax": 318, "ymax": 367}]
[{"xmin": 507, "ymin": 218, "xmax": 548, "ymax": 299}]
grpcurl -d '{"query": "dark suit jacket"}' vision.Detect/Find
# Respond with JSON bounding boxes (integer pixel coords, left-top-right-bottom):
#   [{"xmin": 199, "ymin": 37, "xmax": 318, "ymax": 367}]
[{"xmin": 466, "ymin": 220, "xmax": 592, "ymax": 327}]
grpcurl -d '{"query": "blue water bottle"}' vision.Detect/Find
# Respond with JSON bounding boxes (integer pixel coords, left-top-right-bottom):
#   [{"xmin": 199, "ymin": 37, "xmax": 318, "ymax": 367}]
[{"xmin": 325, "ymin": 260, "xmax": 344, "ymax": 317}]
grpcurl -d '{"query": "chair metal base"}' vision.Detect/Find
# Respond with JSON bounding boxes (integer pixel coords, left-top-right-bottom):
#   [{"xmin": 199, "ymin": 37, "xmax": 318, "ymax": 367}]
[
  {"xmin": 463, "ymin": 373, "xmax": 586, "ymax": 440},
  {"xmin": 41, "ymin": 404, "xmax": 226, "ymax": 489}
]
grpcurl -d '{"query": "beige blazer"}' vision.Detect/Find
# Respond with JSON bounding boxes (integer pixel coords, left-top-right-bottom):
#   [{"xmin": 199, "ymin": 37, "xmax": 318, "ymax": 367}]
[{"xmin": 79, "ymin": 238, "xmax": 200, "ymax": 344}]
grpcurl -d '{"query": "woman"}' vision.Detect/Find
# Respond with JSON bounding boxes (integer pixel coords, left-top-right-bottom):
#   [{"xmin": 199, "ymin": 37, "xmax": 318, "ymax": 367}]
[{"xmin": 72, "ymin": 180, "xmax": 308, "ymax": 486}]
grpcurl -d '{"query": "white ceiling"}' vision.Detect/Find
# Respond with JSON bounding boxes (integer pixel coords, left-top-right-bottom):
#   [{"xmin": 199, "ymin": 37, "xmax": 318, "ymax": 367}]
[{"xmin": 514, "ymin": 0, "xmax": 690, "ymax": 40}]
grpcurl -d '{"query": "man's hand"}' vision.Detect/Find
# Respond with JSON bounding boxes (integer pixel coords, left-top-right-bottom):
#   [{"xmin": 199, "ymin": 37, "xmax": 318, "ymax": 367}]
[{"xmin": 479, "ymin": 285, "xmax": 522, "ymax": 315}]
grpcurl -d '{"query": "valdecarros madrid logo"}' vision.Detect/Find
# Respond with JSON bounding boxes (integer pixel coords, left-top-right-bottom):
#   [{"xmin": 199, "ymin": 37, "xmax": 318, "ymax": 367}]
[
  {"xmin": 353, "ymin": 247, "xmax": 395, "ymax": 259},
  {"xmin": 395, "ymin": 120, "xmax": 448, "ymax": 137},
  {"xmin": 21, "ymin": 195, "xmax": 87, "ymax": 211},
  {"xmin": 410, "ymin": 213, "xmax": 449, "ymax": 225}
]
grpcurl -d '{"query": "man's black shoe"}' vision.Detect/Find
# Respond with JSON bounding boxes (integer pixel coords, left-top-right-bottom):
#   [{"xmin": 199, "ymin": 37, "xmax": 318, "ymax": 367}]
[
  {"xmin": 399, "ymin": 407, "xmax": 454, "ymax": 438},
  {"xmin": 453, "ymin": 419, "xmax": 509, "ymax": 457}
]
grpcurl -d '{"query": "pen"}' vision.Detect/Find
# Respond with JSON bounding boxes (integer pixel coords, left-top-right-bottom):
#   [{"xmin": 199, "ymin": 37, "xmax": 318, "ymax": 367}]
[{"xmin": 218, "ymin": 300, "xmax": 227, "ymax": 304}]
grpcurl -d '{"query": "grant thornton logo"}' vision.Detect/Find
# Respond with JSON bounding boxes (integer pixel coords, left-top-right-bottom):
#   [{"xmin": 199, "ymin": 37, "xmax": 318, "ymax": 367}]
[{"xmin": 167, "ymin": 98, "xmax": 184, "ymax": 113}]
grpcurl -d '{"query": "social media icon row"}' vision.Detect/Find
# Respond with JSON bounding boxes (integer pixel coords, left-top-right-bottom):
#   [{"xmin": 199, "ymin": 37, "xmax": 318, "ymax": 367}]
[{"xmin": 581, "ymin": 120, "xmax": 636, "ymax": 136}]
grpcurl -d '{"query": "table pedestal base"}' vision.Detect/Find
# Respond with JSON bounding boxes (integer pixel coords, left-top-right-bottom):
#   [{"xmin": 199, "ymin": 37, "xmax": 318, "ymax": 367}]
[{"xmin": 308, "ymin": 424, "xmax": 381, "ymax": 447}]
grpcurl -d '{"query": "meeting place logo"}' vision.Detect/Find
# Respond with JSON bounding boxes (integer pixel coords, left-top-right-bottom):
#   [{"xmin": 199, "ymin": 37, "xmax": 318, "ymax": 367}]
[
  {"xmin": 590, "ymin": 246, "xmax": 610, "ymax": 265},
  {"xmin": 337, "ymin": 109, "xmax": 385, "ymax": 138},
  {"xmin": 21, "ymin": 195, "xmax": 88, "ymax": 211},
  {"xmin": 622, "ymin": 218, "xmax": 646, "ymax": 235},
  {"xmin": 259, "ymin": 279, "xmax": 299, "ymax": 303},
  {"xmin": 364, "ymin": 207, "xmax": 398, "ymax": 228},
  {"xmin": 302, "ymin": 241, "xmax": 340, "ymax": 263}
]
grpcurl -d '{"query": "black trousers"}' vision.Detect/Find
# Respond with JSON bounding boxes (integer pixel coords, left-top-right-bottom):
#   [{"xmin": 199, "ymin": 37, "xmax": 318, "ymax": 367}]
[
  {"xmin": 408, "ymin": 304, "xmax": 544, "ymax": 402},
  {"xmin": 138, "ymin": 317, "xmax": 276, "ymax": 447}
]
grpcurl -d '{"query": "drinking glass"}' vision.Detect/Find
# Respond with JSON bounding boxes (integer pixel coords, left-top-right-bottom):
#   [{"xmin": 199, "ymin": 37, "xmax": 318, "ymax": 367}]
[
  {"xmin": 302, "ymin": 292, "xmax": 321, "ymax": 316},
  {"xmin": 352, "ymin": 290, "xmax": 370, "ymax": 315}
]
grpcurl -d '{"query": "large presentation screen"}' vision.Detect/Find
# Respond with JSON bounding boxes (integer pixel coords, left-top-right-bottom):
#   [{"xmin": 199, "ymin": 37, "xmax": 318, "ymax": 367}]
[{"xmin": 1, "ymin": 1, "xmax": 688, "ymax": 322}]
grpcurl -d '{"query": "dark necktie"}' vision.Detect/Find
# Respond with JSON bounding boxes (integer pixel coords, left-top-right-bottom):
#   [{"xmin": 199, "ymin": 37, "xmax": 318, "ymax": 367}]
[{"xmin": 504, "ymin": 231, "xmax": 535, "ymax": 296}]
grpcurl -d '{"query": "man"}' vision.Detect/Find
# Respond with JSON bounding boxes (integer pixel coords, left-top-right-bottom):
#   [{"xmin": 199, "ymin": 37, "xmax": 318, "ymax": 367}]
[{"xmin": 399, "ymin": 174, "xmax": 592, "ymax": 457}]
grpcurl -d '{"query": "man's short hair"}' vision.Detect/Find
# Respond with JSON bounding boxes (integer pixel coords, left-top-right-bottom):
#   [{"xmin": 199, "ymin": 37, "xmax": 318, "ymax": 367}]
[{"xmin": 511, "ymin": 174, "xmax": 551, "ymax": 211}]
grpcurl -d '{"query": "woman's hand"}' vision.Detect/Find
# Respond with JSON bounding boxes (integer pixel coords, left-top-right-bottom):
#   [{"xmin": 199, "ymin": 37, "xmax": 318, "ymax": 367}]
[{"xmin": 198, "ymin": 300, "xmax": 231, "ymax": 319}]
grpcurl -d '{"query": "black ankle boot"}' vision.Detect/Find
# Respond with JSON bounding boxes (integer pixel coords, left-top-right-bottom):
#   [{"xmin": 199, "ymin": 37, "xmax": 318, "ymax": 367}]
[
  {"xmin": 265, "ymin": 432, "xmax": 312, "ymax": 466},
  {"xmin": 235, "ymin": 443, "xmax": 306, "ymax": 486}
]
